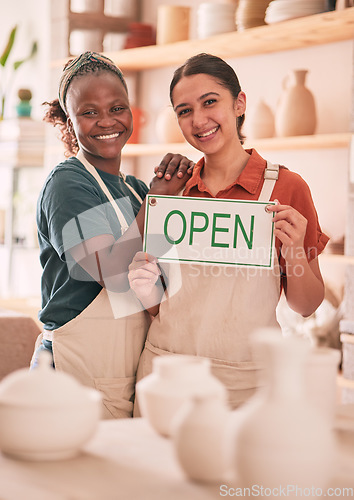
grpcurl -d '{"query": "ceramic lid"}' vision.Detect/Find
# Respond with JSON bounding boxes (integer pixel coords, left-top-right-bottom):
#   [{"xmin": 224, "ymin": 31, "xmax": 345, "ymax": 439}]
[{"xmin": 0, "ymin": 351, "xmax": 90, "ymax": 407}]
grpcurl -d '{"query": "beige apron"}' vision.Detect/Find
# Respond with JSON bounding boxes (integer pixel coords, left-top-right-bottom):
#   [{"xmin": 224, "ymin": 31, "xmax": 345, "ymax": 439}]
[
  {"xmin": 32, "ymin": 151, "xmax": 150, "ymax": 419},
  {"xmin": 135, "ymin": 161, "xmax": 281, "ymax": 412}
]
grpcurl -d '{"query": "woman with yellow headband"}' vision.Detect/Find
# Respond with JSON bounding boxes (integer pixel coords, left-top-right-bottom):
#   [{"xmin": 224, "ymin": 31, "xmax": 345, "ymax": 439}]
[{"xmin": 31, "ymin": 51, "xmax": 194, "ymax": 419}]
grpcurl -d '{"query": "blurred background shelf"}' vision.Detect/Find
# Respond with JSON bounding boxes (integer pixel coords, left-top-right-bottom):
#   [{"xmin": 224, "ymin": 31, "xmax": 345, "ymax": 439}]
[
  {"xmin": 122, "ymin": 133, "xmax": 353, "ymax": 157},
  {"xmin": 51, "ymin": 8, "xmax": 354, "ymax": 71}
]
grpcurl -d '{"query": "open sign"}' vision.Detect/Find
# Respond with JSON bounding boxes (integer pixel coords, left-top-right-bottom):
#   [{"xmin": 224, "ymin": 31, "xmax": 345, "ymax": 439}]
[{"xmin": 143, "ymin": 195, "xmax": 276, "ymax": 268}]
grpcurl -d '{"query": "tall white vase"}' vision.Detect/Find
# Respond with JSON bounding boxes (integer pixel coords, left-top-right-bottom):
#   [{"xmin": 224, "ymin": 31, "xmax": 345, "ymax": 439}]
[
  {"xmin": 234, "ymin": 330, "xmax": 336, "ymax": 491},
  {"xmin": 276, "ymin": 69, "xmax": 317, "ymax": 137}
]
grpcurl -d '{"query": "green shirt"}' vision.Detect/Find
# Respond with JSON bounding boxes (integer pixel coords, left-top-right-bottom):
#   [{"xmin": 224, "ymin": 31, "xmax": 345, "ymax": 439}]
[{"xmin": 37, "ymin": 157, "xmax": 148, "ymax": 330}]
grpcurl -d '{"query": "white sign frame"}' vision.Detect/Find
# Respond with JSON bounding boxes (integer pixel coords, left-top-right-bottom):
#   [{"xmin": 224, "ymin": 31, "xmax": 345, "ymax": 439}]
[{"xmin": 143, "ymin": 195, "xmax": 276, "ymax": 268}]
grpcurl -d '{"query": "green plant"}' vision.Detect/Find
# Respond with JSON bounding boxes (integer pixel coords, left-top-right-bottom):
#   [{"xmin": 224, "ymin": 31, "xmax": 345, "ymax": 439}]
[{"xmin": 0, "ymin": 25, "xmax": 38, "ymax": 120}]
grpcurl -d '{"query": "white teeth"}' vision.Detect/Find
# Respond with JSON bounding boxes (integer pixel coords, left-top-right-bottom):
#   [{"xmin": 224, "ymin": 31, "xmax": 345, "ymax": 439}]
[
  {"xmin": 95, "ymin": 133, "xmax": 120, "ymax": 140},
  {"xmin": 197, "ymin": 126, "xmax": 218, "ymax": 138}
]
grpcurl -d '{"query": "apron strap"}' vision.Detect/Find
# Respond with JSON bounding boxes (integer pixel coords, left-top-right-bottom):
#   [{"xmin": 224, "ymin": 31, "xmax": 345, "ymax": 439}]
[
  {"xmin": 258, "ymin": 161, "xmax": 279, "ymax": 202},
  {"xmin": 76, "ymin": 150, "xmax": 143, "ymax": 233}
]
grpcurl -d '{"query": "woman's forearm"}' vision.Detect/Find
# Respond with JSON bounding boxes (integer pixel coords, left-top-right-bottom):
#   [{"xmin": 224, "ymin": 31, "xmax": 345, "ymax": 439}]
[
  {"xmin": 283, "ymin": 253, "xmax": 325, "ymax": 317},
  {"xmin": 69, "ymin": 172, "xmax": 190, "ymax": 292}
]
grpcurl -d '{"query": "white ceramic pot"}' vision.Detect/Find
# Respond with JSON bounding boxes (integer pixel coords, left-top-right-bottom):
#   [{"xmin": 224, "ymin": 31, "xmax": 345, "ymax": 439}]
[
  {"xmin": 136, "ymin": 354, "xmax": 228, "ymax": 437},
  {"xmin": 70, "ymin": 0, "xmax": 101, "ymax": 13},
  {"xmin": 69, "ymin": 29, "xmax": 102, "ymax": 55},
  {"xmin": 234, "ymin": 330, "xmax": 336, "ymax": 490},
  {"xmin": 306, "ymin": 346, "xmax": 341, "ymax": 424},
  {"xmin": 172, "ymin": 393, "xmax": 230, "ymax": 483},
  {"xmin": 0, "ymin": 351, "xmax": 101, "ymax": 460}
]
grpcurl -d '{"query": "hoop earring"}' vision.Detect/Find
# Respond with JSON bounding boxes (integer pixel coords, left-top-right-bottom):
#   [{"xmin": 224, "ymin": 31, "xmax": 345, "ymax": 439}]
[{"xmin": 67, "ymin": 121, "xmax": 74, "ymax": 135}]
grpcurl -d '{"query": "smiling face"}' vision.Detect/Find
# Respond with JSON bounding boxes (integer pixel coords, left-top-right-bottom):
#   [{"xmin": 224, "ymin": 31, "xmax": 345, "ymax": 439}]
[
  {"xmin": 172, "ymin": 73, "xmax": 245, "ymax": 157},
  {"xmin": 66, "ymin": 70, "xmax": 132, "ymax": 172}
]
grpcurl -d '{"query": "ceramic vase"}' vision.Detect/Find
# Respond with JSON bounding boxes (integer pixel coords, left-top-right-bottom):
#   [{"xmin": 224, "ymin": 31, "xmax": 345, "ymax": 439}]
[
  {"xmin": 306, "ymin": 346, "xmax": 341, "ymax": 425},
  {"xmin": 128, "ymin": 106, "xmax": 147, "ymax": 144},
  {"xmin": 234, "ymin": 329, "xmax": 336, "ymax": 491},
  {"xmin": 156, "ymin": 6, "xmax": 191, "ymax": 45},
  {"xmin": 155, "ymin": 106, "xmax": 185, "ymax": 143},
  {"xmin": 172, "ymin": 393, "xmax": 231, "ymax": 483},
  {"xmin": 136, "ymin": 355, "xmax": 228, "ymax": 437},
  {"xmin": 276, "ymin": 69, "xmax": 317, "ymax": 137},
  {"xmin": 247, "ymin": 99, "xmax": 275, "ymax": 139}
]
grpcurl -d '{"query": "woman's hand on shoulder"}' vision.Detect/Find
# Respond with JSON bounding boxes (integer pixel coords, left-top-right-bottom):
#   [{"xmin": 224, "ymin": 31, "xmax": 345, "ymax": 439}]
[
  {"xmin": 149, "ymin": 153, "xmax": 194, "ymax": 196},
  {"xmin": 154, "ymin": 153, "xmax": 195, "ymax": 180}
]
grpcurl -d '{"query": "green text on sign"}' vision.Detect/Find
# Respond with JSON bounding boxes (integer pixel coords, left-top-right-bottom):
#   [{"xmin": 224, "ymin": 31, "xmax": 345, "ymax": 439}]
[{"xmin": 144, "ymin": 195, "xmax": 275, "ymax": 268}]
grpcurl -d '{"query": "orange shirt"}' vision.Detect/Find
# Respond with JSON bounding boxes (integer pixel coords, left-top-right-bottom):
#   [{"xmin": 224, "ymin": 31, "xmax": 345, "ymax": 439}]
[{"xmin": 183, "ymin": 149, "xmax": 329, "ymax": 273}]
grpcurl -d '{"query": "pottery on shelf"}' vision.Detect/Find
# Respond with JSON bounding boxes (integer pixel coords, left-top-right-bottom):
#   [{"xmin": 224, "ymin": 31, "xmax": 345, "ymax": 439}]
[
  {"xmin": 172, "ymin": 392, "xmax": 231, "ymax": 483},
  {"xmin": 69, "ymin": 29, "xmax": 102, "ymax": 55},
  {"xmin": 16, "ymin": 88, "xmax": 32, "ymax": 118},
  {"xmin": 236, "ymin": 0, "xmax": 271, "ymax": 30},
  {"xmin": 156, "ymin": 5, "xmax": 191, "ymax": 45},
  {"xmin": 197, "ymin": 2, "xmax": 237, "ymax": 39},
  {"xmin": 70, "ymin": 0, "xmax": 101, "ymax": 12},
  {"xmin": 123, "ymin": 23, "xmax": 156, "ymax": 49},
  {"xmin": 247, "ymin": 99, "xmax": 275, "ymax": 139},
  {"xmin": 234, "ymin": 329, "xmax": 336, "ymax": 490},
  {"xmin": 128, "ymin": 106, "xmax": 148, "ymax": 144},
  {"xmin": 136, "ymin": 354, "xmax": 228, "ymax": 437},
  {"xmin": 155, "ymin": 106, "xmax": 185, "ymax": 143},
  {"xmin": 0, "ymin": 351, "xmax": 101, "ymax": 461},
  {"xmin": 276, "ymin": 69, "xmax": 317, "ymax": 137}
]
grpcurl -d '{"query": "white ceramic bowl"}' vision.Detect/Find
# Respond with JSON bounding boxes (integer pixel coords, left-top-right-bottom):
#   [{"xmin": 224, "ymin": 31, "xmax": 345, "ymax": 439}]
[
  {"xmin": 0, "ymin": 351, "xmax": 102, "ymax": 460},
  {"xmin": 0, "ymin": 389, "xmax": 101, "ymax": 460}
]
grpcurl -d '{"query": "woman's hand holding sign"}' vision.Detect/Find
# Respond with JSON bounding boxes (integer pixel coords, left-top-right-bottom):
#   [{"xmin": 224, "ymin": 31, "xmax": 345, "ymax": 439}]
[
  {"xmin": 128, "ymin": 252, "xmax": 163, "ymax": 316},
  {"xmin": 266, "ymin": 200, "xmax": 324, "ymax": 317},
  {"xmin": 266, "ymin": 200, "xmax": 308, "ymax": 263}
]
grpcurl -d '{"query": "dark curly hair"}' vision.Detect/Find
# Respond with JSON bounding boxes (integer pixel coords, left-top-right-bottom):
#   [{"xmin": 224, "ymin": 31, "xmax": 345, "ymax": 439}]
[
  {"xmin": 43, "ymin": 61, "xmax": 128, "ymax": 157},
  {"xmin": 170, "ymin": 53, "xmax": 246, "ymax": 145}
]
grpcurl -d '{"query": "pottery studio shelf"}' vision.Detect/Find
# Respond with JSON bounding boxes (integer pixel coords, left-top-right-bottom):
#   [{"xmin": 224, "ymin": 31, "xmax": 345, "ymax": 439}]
[
  {"xmin": 122, "ymin": 133, "xmax": 353, "ymax": 157},
  {"xmin": 52, "ymin": 8, "xmax": 354, "ymax": 71}
]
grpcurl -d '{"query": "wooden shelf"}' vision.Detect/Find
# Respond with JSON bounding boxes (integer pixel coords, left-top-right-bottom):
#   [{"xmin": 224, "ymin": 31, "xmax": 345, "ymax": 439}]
[
  {"xmin": 52, "ymin": 8, "xmax": 354, "ymax": 71},
  {"xmin": 122, "ymin": 133, "xmax": 352, "ymax": 157}
]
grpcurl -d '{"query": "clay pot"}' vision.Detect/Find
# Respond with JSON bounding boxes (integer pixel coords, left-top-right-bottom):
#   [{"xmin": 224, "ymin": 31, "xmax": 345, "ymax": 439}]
[
  {"xmin": 156, "ymin": 6, "xmax": 191, "ymax": 45},
  {"xmin": 155, "ymin": 106, "xmax": 185, "ymax": 143},
  {"xmin": 128, "ymin": 106, "xmax": 147, "ymax": 144},
  {"xmin": 276, "ymin": 69, "xmax": 317, "ymax": 137},
  {"xmin": 247, "ymin": 99, "xmax": 275, "ymax": 139}
]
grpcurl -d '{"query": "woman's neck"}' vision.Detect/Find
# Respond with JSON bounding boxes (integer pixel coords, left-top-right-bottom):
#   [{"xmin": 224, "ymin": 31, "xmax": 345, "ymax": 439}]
[
  {"xmin": 80, "ymin": 150, "xmax": 122, "ymax": 176},
  {"xmin": 201, "ymin": 145, "xmax": 250, "ymax": 196}
]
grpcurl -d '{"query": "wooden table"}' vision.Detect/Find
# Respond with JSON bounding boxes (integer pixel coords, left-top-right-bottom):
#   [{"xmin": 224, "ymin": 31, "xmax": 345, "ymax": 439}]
[{"xmin": 0, "ymin": 414, "xmax": 353, "ymax": 500}]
